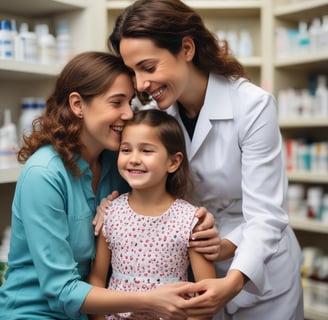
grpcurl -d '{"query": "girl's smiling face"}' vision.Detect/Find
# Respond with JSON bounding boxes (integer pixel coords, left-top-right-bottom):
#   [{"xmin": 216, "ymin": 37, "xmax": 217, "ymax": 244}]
[{"xmin": 118, "ymin": 123, "xmax": 177, "ymax": 191}]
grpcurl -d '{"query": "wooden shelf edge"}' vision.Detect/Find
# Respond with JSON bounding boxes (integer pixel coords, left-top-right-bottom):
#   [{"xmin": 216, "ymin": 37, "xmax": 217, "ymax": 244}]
[
  {"xmin": 290, "ymin": 216, "xmax": 328, "ymax": 234},
  {"xmin": 0, "ymin": 167, "xmax": 22, "ymax": 184}
]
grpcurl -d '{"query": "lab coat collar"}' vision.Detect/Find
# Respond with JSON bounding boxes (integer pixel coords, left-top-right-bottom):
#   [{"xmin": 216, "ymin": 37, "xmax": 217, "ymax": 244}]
[{"xmin": 169, "ymin": 73, "xmax": 234, "ymax": 159}]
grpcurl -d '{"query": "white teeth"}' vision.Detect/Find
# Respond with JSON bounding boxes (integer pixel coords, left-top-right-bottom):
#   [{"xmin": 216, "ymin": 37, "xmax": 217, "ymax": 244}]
[
  {"xmin": 152, "ymin": 88, "xmax": 163, "ymax": 98},
  {"xmin": 112, "ymin": 126, "xmax": 123, "ymax": 132}
]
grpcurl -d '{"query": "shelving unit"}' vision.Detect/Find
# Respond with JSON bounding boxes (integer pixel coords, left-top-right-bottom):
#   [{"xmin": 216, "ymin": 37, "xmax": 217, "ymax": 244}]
[
  {"xmin": 273, "ymin": 1, "xmax": 328, "ymax": 319},
  {"xmin": 0, "ymin": 0, "xmax": 106, "ymax": 236},
  {"xmin": 1, "ymin": 0, "xmax": 328, "ymax": 318}
]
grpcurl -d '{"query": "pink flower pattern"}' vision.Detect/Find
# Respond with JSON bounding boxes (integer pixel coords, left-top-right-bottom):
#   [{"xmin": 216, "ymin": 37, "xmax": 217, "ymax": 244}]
[{"xmin": 102, "ymin": 193, "xmax": 198, "ymax": 320}]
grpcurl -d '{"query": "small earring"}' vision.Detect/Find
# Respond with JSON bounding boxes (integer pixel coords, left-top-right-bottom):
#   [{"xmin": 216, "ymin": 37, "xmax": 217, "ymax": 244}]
[{"xmin": 79, "ymin": 114, "xmax": 83, "ymax": 119}]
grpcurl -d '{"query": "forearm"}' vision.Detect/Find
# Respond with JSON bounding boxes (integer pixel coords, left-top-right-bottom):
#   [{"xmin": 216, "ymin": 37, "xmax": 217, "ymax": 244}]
[
  {"xmin": 81, "ymin": 287, "xmax": 146, "ymax": 315},
  {"xmin": 217, "ymin": 239, "xmax": 237, "ymax": 261}
]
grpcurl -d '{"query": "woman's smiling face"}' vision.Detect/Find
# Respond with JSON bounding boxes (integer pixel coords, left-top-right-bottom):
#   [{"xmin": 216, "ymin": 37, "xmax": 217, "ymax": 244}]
[{"xmin": 119, "ymin": 37, "xmax": 192, "ymax": 110}]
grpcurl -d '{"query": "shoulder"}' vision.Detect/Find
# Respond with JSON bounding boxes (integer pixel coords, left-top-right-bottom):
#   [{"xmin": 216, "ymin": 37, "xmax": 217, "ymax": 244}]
[
  {"xmin": 171, "ymin": 199, "xmax": 199, "ymax": 231},
  {"xmin": 20, "ymin": 145, "xmax": 66, "ymax": 178},
  {"xmin": 172, "ymin": 199, "xmax": 198, "ymax": 217}
]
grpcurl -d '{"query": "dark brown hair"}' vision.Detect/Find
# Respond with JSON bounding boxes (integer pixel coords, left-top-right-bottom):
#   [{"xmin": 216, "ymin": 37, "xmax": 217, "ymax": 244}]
[
  {"xmin": 18, "ymin": 51, "xmax": 132, "ymax": 176},
  {"xmin": 124, "ymin": 109, "xmax": 193, "ymax": 199},
  {"xmin": 109, "ymin": 0, "xmax": 247, "ymax": 79}
]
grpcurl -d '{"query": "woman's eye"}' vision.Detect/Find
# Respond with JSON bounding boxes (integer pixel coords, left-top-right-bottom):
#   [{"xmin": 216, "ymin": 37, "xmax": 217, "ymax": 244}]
[{"xmin": 144, "ymin": 66, "xmax": 155, "ymax": 72}]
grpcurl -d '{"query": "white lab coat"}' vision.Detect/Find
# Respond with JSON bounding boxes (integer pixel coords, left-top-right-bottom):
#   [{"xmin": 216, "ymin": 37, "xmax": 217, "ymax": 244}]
[{"xmin": 167, "ymin": 74, "xmax": 304, "ymax": 319}]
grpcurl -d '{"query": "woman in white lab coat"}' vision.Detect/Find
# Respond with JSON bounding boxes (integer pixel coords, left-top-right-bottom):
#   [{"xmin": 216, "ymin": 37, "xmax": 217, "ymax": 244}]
[{"xmin": 108, "ymin": 0, "xmax": 304, "ymax": 319}]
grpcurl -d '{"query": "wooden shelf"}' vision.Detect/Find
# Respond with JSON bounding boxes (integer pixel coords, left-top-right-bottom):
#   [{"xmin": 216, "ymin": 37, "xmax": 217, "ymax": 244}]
[
  {"xmin": 0, "ymin": 0, "xmax": 88, "ymax": 17},
  {"xmin": 0, "ymin": 167, "xmax": 22, "ymax": 184},
  {"xmin": 304, "ymin": 305, "xmax": 328, "ymax": 320},
  {"xmin": 289, "ymin": 216, "xmax": 328, "ymax": 234},
  {"xmin": 279, "ymin": 117, "xmax": 328, "ymax": 128},
  {"xmin": 0, "ymin": 60, "xmax": 63, "ymax": 80},
  {"xmin": 287, "ymin": 171, "xmax": 328, "ymax": 184},
  {"xmin": 274, "ymin": 0, "xmax": 328, "ymax": 21}
]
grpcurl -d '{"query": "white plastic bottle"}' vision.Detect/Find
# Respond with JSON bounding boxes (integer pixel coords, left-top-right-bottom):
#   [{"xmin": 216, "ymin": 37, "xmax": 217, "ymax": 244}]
[
  {"xmin": 238, "ymin": 29, "xmax": 253, "ymax": 58},
  {"xmin": 19, "ymin": 97, "xmax": 36, "ymax": 145},
  {"xmin": 19, "ymin": 23, "xmax": 38, "ymax": 63},
  {"xmin": 308, "ymin": 17, "xmax": 321, "ymax": 53},
  {"xmin": 0, "ymin": 109, "xmax": 18, "ymax": 169},
  {"xmin": 56, "ymin": 20, "xmax": 72, "ymax": 64},
  {"xmin": 0, "ymin": 20, "xmax": 14, "ymax": 59},
  {"xmin": 297, "ymin": 21, "xmax": 310, "ymax": 55},
  {"xmin": 318, "ymin": 15, "xmax": 328, "ymax": 51},
  {"xmin": 35, "ymin": 24, "xmax": 56, "ymax": 64},
  {"xmin": 314, "ymin": 75, "xmax": 328, "ymax": 117},
  {"xmin": 10, "ymin": 19, "xmax": 24, "ymax": 61},
  {"xmin": 226, "ymin": 30, "xmax": 238, "ymax": 56}
]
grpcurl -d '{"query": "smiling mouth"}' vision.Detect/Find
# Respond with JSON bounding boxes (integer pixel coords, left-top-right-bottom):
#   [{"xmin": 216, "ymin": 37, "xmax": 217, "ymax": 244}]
[
  {"xmin": 127, "ymin": 169, "xmax": 146, "ymax": 174},
  {"xmin": 111, "ymin": 126, "xmax": 123, "ymax": 133},
  {"xmin": 150, "ymin": 87, "xmax": 164, "ymax": 100}
]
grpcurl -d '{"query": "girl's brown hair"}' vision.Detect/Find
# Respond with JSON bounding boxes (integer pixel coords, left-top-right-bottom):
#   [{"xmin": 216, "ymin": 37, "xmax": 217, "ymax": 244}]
[
  {"xmin": 125, "ymin": 109, "xmax": 193, "ymax": 199},
  {"xmin": 18, "ymin": 51, "xmax": 132, "ymax": 176},
  {"xmin": 109, "ymin": 0, "xmax": 247, "ymax": 80}
]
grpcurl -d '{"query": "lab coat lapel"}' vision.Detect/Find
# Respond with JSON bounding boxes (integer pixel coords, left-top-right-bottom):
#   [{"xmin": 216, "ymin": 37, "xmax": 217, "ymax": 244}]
[
  {"xmin": 190, "ymin": 74, "xmax": 234, "ymax": 160},
  {"xmin": 167, "ymin": 74, "xmax": 234, "ymax": 160}
]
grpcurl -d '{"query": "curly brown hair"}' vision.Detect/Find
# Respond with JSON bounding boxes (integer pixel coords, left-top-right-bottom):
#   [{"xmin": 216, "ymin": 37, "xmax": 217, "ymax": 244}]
[
  {"xmin": 109, "ymin": 0, "xmax": 247, "ymax": 80},
  {"xmin": 18, "ymin": 51, "xmax": 132, "ymax": 176}
]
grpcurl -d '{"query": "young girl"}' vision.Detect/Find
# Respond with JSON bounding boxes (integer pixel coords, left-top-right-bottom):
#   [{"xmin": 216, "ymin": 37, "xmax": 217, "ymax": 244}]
[{"xmin": 88, "ymin": 109, "xmax": 216, "ymax": 320}]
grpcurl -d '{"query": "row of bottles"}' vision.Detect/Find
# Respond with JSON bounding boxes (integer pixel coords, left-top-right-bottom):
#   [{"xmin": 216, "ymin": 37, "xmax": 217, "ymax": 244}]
[
  {"xmin": 302, "ymin": 246, "xmax": 328, "ymax": 313},
  {"xmin": 0, "ymin": 19, "xmax": 72, "ymax": 64},
  {"xmin": 278, "ymin": 74, "xmax": 328, "ymax": 119},
  {"xmin": 276, "ymin": 14, "xmax": 328, "ymax": 58},
  {"xmin": 284, "ymin": 139, "xmax": 328, "ymax": 174},
  {"xmin": 216, "ymin": 29, "xmax": 253, "ymax": 59},
  {"xmin": 0, "ymin": 98, "xmax": 45, "ymax": 169},
  {"xmin": 288, "ymin": 184, "xmax": 328, "ymax": 223}
]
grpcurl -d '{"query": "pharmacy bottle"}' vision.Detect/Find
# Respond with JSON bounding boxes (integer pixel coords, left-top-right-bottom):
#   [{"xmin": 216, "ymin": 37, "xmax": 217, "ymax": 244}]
[
  {"xmin": 238, "ymin": 30, "xmax": 253, "ymax": 58},
  {"xmin": 318, "ymin": 15, "xmax": 328, "ymax": 51},
  {"xmin": 0, "ymin": 109, "xmax": 18, "ymax": 169},
  {"xmin": 11, "ymin": 19, "xmax": 24, "ymax": 61},
  {"xmin": 56, "ymin": 20, "xmax": 72, "ymax": 64},
  {"xmin": 309, "ymin": 18, "xmax": 321, "ymax": 53},
  {"xmin": 35, "ymin": 24, "xmax": 56, "ymax": 64},
  {"xmin": 19, "ymin": 97, "xmax": 36, "ymax": 145},
  {"xmin": 297, "ymin": 21, "xmax": 310, "ymax": 54},
  {"xmin": 0, "ymin": 20, "xmax": 14, "ymax": 59},
  {"xmin": 315, "ymin": 75, "xmax": 328, "ymax": 117},
  {"xmin": 19, "ymin": 23, "xmax": 37, "ymax": 62}
]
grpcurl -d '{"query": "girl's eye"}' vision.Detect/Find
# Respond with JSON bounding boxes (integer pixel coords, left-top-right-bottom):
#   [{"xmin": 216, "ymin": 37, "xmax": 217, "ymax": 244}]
[
  {"xmin": 143, "ymin": 149, "xmax": 153, "ymax": 153},
  {"xmin": 120, "ymin": 148, "xmax": 130, "ymax": 153}
]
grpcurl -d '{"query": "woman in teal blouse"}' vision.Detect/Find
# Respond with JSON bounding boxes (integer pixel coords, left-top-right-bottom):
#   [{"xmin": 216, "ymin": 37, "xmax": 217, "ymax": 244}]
[{"xmin": 0, "ymin": 52, "xmax": 206, "ymax": 320}]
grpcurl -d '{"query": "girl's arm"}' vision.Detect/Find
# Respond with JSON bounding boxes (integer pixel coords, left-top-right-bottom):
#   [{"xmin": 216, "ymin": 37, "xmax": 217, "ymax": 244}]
[
  {"xmin": 188, "ymin": 247, "xmax": 217, "ymax": 320},
  {"xmin": 189, "ymin": 208, "xmax": 222, "ymax": 261},
  {"xmin": 87, "ymin": 232, "xmax": 111, "ymax": 320}
]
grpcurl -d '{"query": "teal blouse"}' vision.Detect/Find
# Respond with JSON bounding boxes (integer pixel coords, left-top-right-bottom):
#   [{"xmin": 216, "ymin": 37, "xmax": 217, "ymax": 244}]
[{"xmin": 0, "ymin": 145, "xmax": 129, "ymax": 319}]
